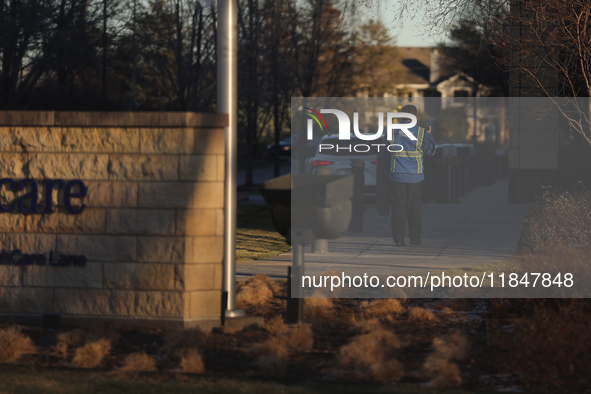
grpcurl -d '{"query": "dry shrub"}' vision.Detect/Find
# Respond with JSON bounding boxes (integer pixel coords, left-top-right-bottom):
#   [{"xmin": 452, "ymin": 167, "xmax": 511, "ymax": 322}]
[
  {"xmin": 248, "ymin": 337, "xmax": 290, "ymax": 377},
  {"xmin": 423, "ymin": 331, "xmax": 469, "ymax": 388},
  {"xmin": 54, "ymin": 341, "xmax": 68, "ymax": 359},
  {"xmin": 161, "ymin": 328, "xmax": 208, "ymax": 361},
  {"xmin": 408, "ymin": 307, "xmax": 438, "ymax": 322},
  {"xmin": 55, "ymin": 329, "xmax": 87, "ymax": 358},
  {"xmin": 236, "ymin": 275, "xmax": 280, "ymax": 308},
  {"xmin": 0, "ymin": 326, "xmax": 36, "ymax": 363},
  {"xmin": 512, "ymin": 247, "xmax": 591, "ymax": 298},
  {"xmin": 354, "ymin": 317, "xmax": 383, "ymax": 333},
  {"xmin": 71, "ymin": 338, "xmax": 111, "ymax": 368},
  {"xmin": 519, "ymin": 189, "xmax": 591, "ymax": 253},
  {"xmin": 220, "ymin": 325, "xmax": 237, "ymax": 334},
  {"xmin": 425, "ymin": 362, "xmax": 462, "ymax": 388},
  {"xmin": 438, "ymin": 306, "xmax": 455, "ymax": 316},
  {"xmin": 365, "ymin": 299, "xmax": 405, "ymax": 318},
  {"xmin": 287, "ymin": 323, "xmax": 314, "ymax": 351},
  {"xmin": 437, "ymin": 298, "xmax": 478, "ymax": 312},
  {"xmin": 249, "ymin": 319, "xmax": 313, "ymax": 376},
  {"xmin": 116, "ymin": 352, "xmax": 157, "ymax": 374},
  {"xmin": 337, "ymin": 320, "xmax": 403, "ymax": 382},
  {"xmin": 504, "ymin": 299, "xmax": 591, "ymax": 393},
  {"xmin": 263, "ymin": 316, "xmax": 287, "ymax": 335},
  {"xmin": 180, "ymin": 348, "xmax": 205, "ymax": 374},
  {"xmin": 260, "ymin": 318, "xmax": 313, "ymax": 353},
  {"xmin": 304, "ymin": 296, "xmax": 335, "ymax": 322},
  {"xmin": 427, "ymin": 332, "xmax": 469, "ymax": 365}
]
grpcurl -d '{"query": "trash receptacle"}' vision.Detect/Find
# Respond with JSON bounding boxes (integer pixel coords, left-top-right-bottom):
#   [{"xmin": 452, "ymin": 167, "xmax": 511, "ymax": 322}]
[
  {"xmin": 260, "ymin": 173, "xmax": 354, "ymax": 243},
  {"xmin": 261, "ymin": 172, "xmax": 354, "ymax": 323}
]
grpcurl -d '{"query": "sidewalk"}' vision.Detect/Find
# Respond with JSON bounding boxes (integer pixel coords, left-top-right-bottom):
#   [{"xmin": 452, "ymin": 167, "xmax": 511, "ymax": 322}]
[{"xmin": 237, "ymin": 178, "xmax": 530, "ymax": 280}]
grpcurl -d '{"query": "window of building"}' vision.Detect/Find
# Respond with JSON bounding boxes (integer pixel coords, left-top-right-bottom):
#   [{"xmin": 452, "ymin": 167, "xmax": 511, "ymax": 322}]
[{"xmin": 453, "ymin": 89, "xmax": 470, "ymax": 104}]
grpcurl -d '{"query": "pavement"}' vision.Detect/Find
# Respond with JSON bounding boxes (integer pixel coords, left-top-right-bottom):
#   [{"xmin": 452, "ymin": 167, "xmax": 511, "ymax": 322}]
[{"xmin": 237, "ymin": 178, "xmax": 531, "ymax": 282}]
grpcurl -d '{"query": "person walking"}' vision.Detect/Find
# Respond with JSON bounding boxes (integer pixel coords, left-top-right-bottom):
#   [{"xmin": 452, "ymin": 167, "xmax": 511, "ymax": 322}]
[{"xmin": 378, "ymin": 104, "xmax": 435, "ymax": 247}]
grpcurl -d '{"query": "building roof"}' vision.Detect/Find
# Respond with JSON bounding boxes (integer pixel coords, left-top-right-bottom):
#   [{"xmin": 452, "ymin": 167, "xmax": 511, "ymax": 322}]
[{"xmin": 395, "ymin": 47, "xmax": 459, "ymax": 86}]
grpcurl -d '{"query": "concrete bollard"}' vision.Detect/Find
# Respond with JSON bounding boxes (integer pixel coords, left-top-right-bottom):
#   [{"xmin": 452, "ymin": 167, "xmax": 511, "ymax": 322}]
[
  {"xmin": 312, "ymin": 166, "xmax": 331, "ymax": 252},
  {"xmin": 349, "ymin": 158, "xmax": 365, "ymax": 232},
  {"xmin": 286, "ymin": 265, "xmax": 303, "ymax": 324}
]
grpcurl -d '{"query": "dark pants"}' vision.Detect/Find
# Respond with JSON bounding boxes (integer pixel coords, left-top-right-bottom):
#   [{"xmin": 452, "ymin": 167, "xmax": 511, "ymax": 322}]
[{"xmin": 389, "ymin": 181, "xmax": 423, "ymax": 243}]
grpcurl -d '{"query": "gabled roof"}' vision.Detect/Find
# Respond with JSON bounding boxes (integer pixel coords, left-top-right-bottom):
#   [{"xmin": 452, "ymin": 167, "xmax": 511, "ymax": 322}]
[
  {"xmin": 394, "ymin": 47, "xmax": 460, "ymax": 86},
  {"xmin": 436, "ymin": 72, "xmax": 476, "ymax": 90},
  {"xmin": 397, "ymin": 47, "xmax": 431, "ymax": 85}
]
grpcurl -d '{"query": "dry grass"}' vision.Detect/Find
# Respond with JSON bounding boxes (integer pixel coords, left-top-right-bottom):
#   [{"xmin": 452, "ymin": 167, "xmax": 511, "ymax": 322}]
[
  {"xmin": 71, "ymin": 338, "xmax": 111, "ymax": 368},
  {"xmin": 236, "ymin": 204, "xmax": 290, "ymax": 263},
  {"xmin": 408, "ymin": 307, "xmax": 438, "ymax": 322},
  {"xmin": 161, "ymin": 328, "xmax": 208, "ymax": 362},
  {"xmin": 425, "ymin": 362, "xmax": 462, "ymax": 388},
  {"xmin": 0, "ymin": 326, "xmax": 36, "ymax": 363},
  {"xmin": 248, "ymin": 337, "xmax": 290, "ymax": 377},
  {"xmin": 337, "ymin": 319, "xmax": 403, "ymax": 382},
  {"xmin": 264, "ymin": 316, "xmax": 288, "ymax": 335},
  {"xmin": 55, "ymin": 329, "xmax": 87, "ymax": 358},
  {"xmin": 437, "ymin": 306, "xmax": 455, "ymax": 316},
  {"xmin": 180, "ymin": 348, "xmax": 205, "ymax": 374},
  {"xmin": 286, "ymin": 323, "xmax": 314, "ymax": 352},
  {"xmin": 116, "ymin": 352, "xmax": 157, "ymax": 374},
  {"xmin": 364, "ymin": 299, "xmax": 406, "ymax": 319},
  {"xmin": 512, "ymin": 247, "xmax": 591, "ymax": 298},
  {"xmin": 437, "ymin": 298, "xmax": 478, "ymax": 312},
  {"xmin": 423, "ymin": 331, "xmax": 469, "ymax": 388},
  {"xmin": 220, "ymin": 325, "xmax": 237, "ymax": 334},
  {"xmin": 503, "ymin": 299, "xmax": 591, "ymax": 392},
  {"xmin": 236, "ymin": 275, "xmax": 280, "ymax": 308},
  {"xmin": 519, "ymin": 189, "xmax": 591, "ymax": 253},
  {"xmin": 354, "ymin": 317, "xmax": 383, "ymax": 334},
  {"xmin": 496, "ymin": 188, "xmax": 591, "ymax": 391},
  {"xmin": 249, "ymin": 318, "xmax": 314, "ymax": 376},
  {"xmin": 304, "ymin": 296, "xmax": 336, "ymax": 322},
  {"xmin": 260, "ymin": 318, "xmax": 313, "ymax": 353}
]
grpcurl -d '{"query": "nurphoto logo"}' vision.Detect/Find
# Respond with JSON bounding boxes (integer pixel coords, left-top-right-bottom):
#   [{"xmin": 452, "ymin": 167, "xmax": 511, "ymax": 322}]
[{"xmin": 304, "ymin": 106, "xmax": 417, "ymax": 154}]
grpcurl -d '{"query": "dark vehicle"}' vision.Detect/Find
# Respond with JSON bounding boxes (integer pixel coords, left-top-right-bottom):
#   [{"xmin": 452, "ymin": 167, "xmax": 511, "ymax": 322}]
[
  {"xmin": 432, "ymin": 143, "xmax": 475, "ymax": 166},
  {"xmin": 267, "ymin": 136, "xmax": 291, "ymax": 159},
  {"xmin": 310, "ymin": 133, "xmax": 380, "ymax": 194}
]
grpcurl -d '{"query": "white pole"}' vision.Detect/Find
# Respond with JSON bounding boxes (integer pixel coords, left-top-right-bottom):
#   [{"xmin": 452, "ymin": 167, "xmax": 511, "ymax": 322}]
[{"xmin": 218, "ymin": 0, "xmax": 244, "ymax": 318}]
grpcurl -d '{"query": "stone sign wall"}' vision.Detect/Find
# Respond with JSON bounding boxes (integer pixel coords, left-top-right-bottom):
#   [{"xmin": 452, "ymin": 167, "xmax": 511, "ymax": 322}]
[{"xmin": 0, "ymin": 111, "xmax": 227, "ymax": 329}]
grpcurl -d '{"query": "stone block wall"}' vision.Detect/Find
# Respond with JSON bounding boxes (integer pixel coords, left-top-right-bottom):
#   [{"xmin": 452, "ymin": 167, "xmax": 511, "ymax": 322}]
[{"xmin": 0, "ymin": 111, "xmax": 227, "ymax": 329}]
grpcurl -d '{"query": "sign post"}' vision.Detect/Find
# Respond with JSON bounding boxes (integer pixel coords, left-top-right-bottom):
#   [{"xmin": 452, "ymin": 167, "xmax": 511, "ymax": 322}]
[
  {"xmin": 217, "ymin": 0, "xmax": 244, "ymax": 319},
  {"xmin": 442, "ymin": 145, "xmax": 458, "ymax": 201}
]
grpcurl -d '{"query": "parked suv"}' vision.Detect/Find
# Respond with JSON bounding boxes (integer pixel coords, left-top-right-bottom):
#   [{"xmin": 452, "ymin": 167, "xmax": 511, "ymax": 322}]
[
  {"xmin": 311, "ymin": 134, "xmax": 380, "ymax": 193},
  {"xmin": 266, "ymin": 136, "xmax": 291, "ymax": 159}
]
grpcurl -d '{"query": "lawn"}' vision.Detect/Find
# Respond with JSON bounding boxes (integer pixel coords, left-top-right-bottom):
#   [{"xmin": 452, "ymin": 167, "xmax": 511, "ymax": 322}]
[
  {"xmin": 236, "ymin": 203, "xmax": 291, "ymax": 262},
  {"xmin": 0, "ymin": 365, "xmax": 472, "ymax": 394}
]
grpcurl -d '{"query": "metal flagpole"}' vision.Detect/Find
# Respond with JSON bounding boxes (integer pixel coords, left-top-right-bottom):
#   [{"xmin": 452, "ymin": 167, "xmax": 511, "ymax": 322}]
[{"xmin": 217, "ymin": 0, "xmax": 244, "ymax": 318}]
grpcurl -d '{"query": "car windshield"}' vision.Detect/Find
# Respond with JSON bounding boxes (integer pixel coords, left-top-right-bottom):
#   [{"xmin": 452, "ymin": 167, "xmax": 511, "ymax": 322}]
[{"xmin": 317, "ymin": 137, "xmax": 380, "ymax": 156}]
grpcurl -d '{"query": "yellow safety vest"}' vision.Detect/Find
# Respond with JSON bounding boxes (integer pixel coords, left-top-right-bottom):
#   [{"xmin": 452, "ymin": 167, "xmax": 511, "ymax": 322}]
[{"xmin": 390, "ymin": 127, "xmax": 426, "ymax": 174}]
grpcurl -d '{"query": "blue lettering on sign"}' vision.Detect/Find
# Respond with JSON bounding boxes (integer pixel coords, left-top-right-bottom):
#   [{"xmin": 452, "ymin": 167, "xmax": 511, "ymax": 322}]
[
  {"xmin": 0, "ymin": 249, "xmax": 86, "ymax": 267},
  {"xmin": 0, "ymin": 178, "xmax": 87, "ymax": 214}
]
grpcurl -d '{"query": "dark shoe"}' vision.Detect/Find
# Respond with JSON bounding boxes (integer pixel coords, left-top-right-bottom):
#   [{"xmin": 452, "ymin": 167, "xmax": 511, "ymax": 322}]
[
  {"xmin": 410, "ymin": 239, "xmax": 422, "ymax": 245},
  {"xmin": 394, "ymin": 241, "xmax": 405, "ymax": 247}
]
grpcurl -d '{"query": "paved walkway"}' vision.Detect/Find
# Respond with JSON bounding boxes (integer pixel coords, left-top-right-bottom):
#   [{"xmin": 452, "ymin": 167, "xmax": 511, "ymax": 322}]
[{"xmin": 237, "ymin": 178, "xmax": 530, "ymax": 280}]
